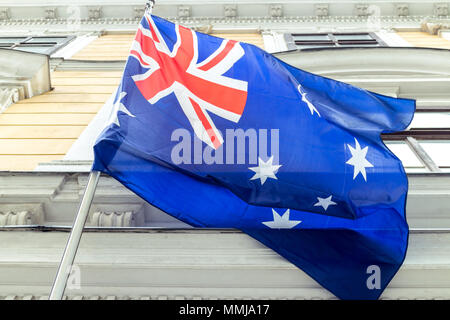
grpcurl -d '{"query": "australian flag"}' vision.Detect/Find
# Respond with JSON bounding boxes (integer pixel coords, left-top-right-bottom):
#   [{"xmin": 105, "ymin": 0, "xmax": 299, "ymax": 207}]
[{"xmin": 92, "ymin": 14, "xmax": 415, "ymax": 299}]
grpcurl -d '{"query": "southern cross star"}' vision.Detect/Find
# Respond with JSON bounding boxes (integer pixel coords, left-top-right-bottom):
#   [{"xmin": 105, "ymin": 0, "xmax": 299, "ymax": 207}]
[
  {"xmin": 262, "ymin": 209, "xmax": 302, "ymax": 229},
  {"xmin": 107, "ymin": 91, "xmax": 135, "ymax": 127},
  {"xmin": 249, "ymin": 156, "xmax": 282, "ymax": 185},
  {"xmin": 346, "ymin": 138, "xmax": 374, "ymax": 181},
  {"xmin": 314, "ymin": 195, "xmax": 337, "ymax": 211},
  {"xmin": 298, "ymin": 84, "xmax": 320, "ymax": 117}
]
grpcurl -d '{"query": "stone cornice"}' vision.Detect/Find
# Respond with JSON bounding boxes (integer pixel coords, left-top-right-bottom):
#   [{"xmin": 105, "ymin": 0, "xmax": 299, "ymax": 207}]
[
  {"xmin": 0, "ymin": 203, "xmax": 44, "ymax": 226},
  {"xmin": 0, "ymin": 228, "xmax": 449, "ymax": 299},
  {"xmin": 0, "ymin": 172, "xmax": 450, "ymax": 229},
  {"xmin": 0, "ymin": 1, "xmax": 449, "ymax": 19},
  {"xmin": 0, "ymin": 15, "xmax": 434, "ymax": 27},
  {"xmin": 421, "ymin": 17, "xmax": 450, "ymax": 34},
  {"xmin": 0, "ymin": 1, "xmax": 448, "ymax": 32}
]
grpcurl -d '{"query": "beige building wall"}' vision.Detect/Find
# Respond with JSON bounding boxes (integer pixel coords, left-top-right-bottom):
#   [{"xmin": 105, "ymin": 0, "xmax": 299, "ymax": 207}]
[
  {"xmin": 72, "ymin": 33, "xmax": 265, "ymax": 60},
  {"xmin": 71, "ymin": 34, "xmax": 136, "ymax": 60},
  {"xmin": 397, "ymin": 31, "xmax": 450, "ymax": 49},
  {"xmin": 0, "ymin": 71, "xmax": 121, "ymax": 171}
]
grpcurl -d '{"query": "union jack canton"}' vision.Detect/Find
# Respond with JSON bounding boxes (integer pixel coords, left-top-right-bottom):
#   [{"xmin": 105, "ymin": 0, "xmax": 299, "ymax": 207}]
[{"xmin": 130, "ymin": 15, "xmax": 247, "ymax": 149}]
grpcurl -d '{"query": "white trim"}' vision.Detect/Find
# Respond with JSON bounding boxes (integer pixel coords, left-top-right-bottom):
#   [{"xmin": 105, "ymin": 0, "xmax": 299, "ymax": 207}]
[
  {"xmin": 0, "ymin": 229, "xmax": 449, "ymax": 299},
  {"xmin": 272, "ymin": 31, "xmax": 289, "ymax": 53},
  {"xmin": 51, "ymin": 34, "xmax": 99, "ymax": 59},
  {"xmin": 441, "ymin": 31, "xmax": 450, "ymax": 41},
  {"xmin": 62, "ymin": 90, "xmax": 117, "ymax": 161},
  {"xmin": 261, "ymin": 31, "xmax": 278, "ymax": 53},
  {"xmin": 375, "ymin": 30, "xmax": 413, "ymax": 47}
]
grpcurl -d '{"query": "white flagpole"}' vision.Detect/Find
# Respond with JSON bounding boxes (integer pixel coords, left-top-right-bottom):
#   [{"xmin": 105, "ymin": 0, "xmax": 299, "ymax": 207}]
[
  {"xmin": 49, "ymin": 170, "xmax": 101, "ymax": 300},
  {"xmin": 48, "ymin": 0, "xmax": 156, "ymax": 300}
]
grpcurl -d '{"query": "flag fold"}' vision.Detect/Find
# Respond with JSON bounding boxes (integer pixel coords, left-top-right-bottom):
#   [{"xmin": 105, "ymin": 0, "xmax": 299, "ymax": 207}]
[{"xmin": 93, "ymin": 14, "xmax": 415, "ymax": 299}]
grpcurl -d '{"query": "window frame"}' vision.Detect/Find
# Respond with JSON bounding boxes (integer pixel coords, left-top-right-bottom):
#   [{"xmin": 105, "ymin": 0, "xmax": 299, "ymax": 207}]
[
  {"xmin": 0, "ymin": 35, "xmax": 76, "ymax": 55},
  {"xmin": 284, "ymin": 32, "xmax": 387, "ymax": 51}
]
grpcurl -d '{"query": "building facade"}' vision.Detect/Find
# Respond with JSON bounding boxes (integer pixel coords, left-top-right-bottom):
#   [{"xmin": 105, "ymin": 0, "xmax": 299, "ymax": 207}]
[{"xmin": 0, "ymin": 0, "xmax": 449, "ymax": 299}]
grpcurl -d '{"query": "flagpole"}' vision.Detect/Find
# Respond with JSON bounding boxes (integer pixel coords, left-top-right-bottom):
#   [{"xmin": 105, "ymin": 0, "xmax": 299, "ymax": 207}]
[
  {"xmin": 48, "ymin": 170, "xmax": 101, "ymax": 300},
  {"xmin": 48, "ymin": 0, "xmax": 155, "ymax": 300}
]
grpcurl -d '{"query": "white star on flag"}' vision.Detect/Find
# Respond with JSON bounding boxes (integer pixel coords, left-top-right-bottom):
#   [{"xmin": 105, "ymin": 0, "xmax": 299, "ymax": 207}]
[
  {"xmin": 249, "ymin": 156, "xmax": 282, "ymax": 185},
  {"xmin": 107, "ymin": 91, "xmax": 135, "ymax": 127},
  {"xmin": 314, "ymin": 195, "xmax": 337, "ymax": 211},
  {"xmin": 262, "ymin": 209, "xmax": 302, "ymax": 229},
  {"xmin": 298, "ymin": 84, "xmax": 320, "ymax": 117},
  {"xmin": 346, "ymin": 138, "xmax": 374, "ymax": 181}
]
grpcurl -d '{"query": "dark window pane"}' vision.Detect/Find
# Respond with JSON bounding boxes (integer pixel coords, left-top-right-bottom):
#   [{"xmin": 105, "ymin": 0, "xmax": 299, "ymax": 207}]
[
  {"xmin": 0, "ymin": 37, "xmax": 27, "ymax": 44},
  {"xmin": 337, "ymin": 39, "xmax": 379, "ymax": 45},
  {"xmin": 25, "ymin": 37, "xmax": 68, "ymax": 44},
  {"xmin": 297, "ymin": 45, "xmax": 337, "ymax": 49},
  {"xmin": 292, "ymin": 34, "xmax": 330, "ymax": 41},
  {"xmin": 337, "ymin": 43, "xmax": 380, "ymax": 47},
  {"xmin": 14, "ymin": 45, "xmax": 53, "ymax": 54},
  {"xmin": 289, "ymin": 32, "xmax": 384, "ymax": 50},
  {"xmin": 333, "ymin": 34, "xmax": 374, "ymax": 41},
  {"xmin": 294, "ymin": 40, "xmax": 335, "ymax": 45}
]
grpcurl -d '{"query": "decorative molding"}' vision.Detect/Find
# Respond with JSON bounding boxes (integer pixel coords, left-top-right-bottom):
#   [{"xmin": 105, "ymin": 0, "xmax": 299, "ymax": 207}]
[
  {"xmin": 162, "ymin": 15, "xmax": 424, "ymax": 26},
  {"xmin": 421, "ymin": 18, "xmax": 450, "ymax": 35},
  {"xmin": 89, "ymin": 208, "xmax": 145, "ymax": 227},
  {"xmin": 0, "ymin": 292, "xmax": 449, "ymax": 300},
  {"xmin": 0, "ymin": 2, "xmax": 445, "ymax": 27},
  {"xmin": 0, "ymin": 204, "xmax": 44, "ymax": 226},
  {"xmin": 0, "ymin": 15, "xmax": 431, "ymax": 32},
  {"xmin": 133, "ymin": 7, "xmax": 145, "ymax": 20},
  {"xmin": 355, "ymin": 4, "xmax": 370, "ymax": 17},
  {"xmin": 0, "ymin": 87, "xmax": 20, "ymax": 113},
  {"xmin": 89, "ymin": 211, "xmax": 138, "ymax": 227},
  {"xmin": 0, "ymin": 211, "xmax": 34, "ymax": 226},
  {"xmin": 44, "ymin": 7, "xmax": 57, "ymax": 20},
  {"xmin": 178, "ymin": 5, "xmax": 191, "ymax": 18},
  {"xmin": 88, "ymin": 7, "xmax": 102, "ymax": 20},
  {"xmin": 0, "ymin": 8, "xmax": 9, "ymax": 20},
  {"xmin": 192, "ymin": 24, "xmax": 212, "ymax": 34},
  {"xmin": 434, "ymin": 3, "xmax": 449, "ymax": 17},
  {"xmin": 1, "ymin": 170, "xmax": 450, "ymax": 228},
  {"xmin": 315, "ymin": 4, "xmax": 329, "ymax": 17},
  {"xmin": 223, "ymin": 5, "xmax": 237, "ymax": 18},
  {"xmin": 0, "ymin": 230, "xmax": 450, "ymax": 299},
  {"xmin": 396, "ymin": 4, "xmax": 409, "ymax": 17},
  {"xmin": 269, "ymin": 5, "xmax": 283, "ymax": 18}
]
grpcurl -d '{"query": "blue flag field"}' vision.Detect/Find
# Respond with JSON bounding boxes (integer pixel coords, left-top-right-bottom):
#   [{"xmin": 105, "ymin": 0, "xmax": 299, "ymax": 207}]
[{"xmin": 92, "ymin": 14, "xmax": 416, "ymax": 299}]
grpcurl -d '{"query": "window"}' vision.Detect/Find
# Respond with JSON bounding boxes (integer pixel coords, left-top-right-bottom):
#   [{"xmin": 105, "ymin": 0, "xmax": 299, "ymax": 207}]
[
  {"xmin": 420, "ymin": 141, "xmax": 450, "ymax": 169},
  {"xmin": 408, "ymin": 112, "xmax": 450, "ymax": 129},
  {"xmin": 280, "ymin": 34, "xmax": 448, "ymax": 173},
  {"xmin": 0, "ymin": 36, "xmax": 74, "ymax": 55},
  {"xmin": 284, "ymin": 33, "xmax": 385, "ymax": 50},
  {"xmin": 383, "ymin": 132, "xmax": 450, "ymax": 173},
  {"xmin": 385, "ymin": 141, "xmax": 426, "ymax": 172}
]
